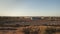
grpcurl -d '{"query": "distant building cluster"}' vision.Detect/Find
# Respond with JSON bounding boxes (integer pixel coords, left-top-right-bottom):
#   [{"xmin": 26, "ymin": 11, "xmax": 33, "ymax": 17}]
[
  {"xmin": 0, "ymin": 16, "xmax": 60, "ymax": 34},
  {"xmin": 0, "ymin": 16, "xmax": 60, "ymax": 26}
]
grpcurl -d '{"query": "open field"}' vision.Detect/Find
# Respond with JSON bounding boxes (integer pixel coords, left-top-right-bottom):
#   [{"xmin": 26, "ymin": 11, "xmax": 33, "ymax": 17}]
[{"xmin": 0, "ymin": 26, "xmax": 60, "ymax": 34}]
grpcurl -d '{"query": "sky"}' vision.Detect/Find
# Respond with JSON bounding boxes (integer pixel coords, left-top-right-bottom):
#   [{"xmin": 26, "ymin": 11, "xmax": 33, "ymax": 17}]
[{"xmin": 0, "ymin": 0, "xmax": 60, "ymax": 16}]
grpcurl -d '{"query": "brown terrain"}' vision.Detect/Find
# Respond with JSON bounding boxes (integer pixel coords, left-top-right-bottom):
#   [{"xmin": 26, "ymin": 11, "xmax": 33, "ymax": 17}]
[{"xmin": 0, "ymin": 16, "xmax": 60, "ymax": 34}]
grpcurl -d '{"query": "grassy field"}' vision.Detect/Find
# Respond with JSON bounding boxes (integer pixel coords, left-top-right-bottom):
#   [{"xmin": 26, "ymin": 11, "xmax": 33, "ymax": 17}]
[{"xmin": 0, "ymin": 26, "xmax": 60, "ymax": 34}]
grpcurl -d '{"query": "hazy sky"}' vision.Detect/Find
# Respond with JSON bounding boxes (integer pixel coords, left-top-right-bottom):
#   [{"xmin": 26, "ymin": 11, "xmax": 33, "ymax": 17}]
[{"xmin": 0, "ymin": 0, "xmax": 60, "ymax": 16}]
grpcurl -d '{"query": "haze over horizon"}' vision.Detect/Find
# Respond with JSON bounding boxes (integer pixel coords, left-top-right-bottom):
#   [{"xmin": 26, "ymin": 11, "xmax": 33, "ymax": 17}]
[{"xmin": 0, "ymin": 0, "xmax": 60, "ymax": 16}]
